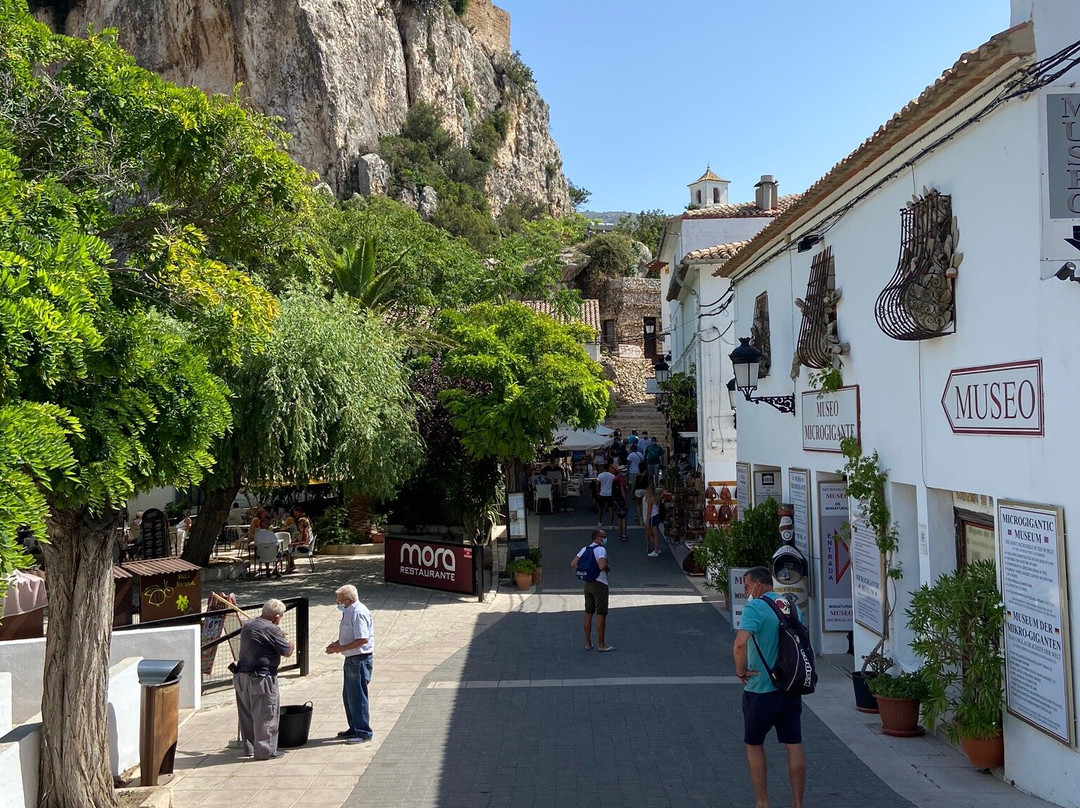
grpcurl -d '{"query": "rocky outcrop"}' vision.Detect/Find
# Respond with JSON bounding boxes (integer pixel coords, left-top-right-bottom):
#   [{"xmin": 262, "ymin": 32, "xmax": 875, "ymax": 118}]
[{"xmin": 45, "ymin": 0, "xmax": 570, "ymax": 216}]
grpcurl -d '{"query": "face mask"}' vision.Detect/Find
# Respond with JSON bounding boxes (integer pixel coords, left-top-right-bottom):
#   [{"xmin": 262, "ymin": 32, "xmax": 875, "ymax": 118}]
[
  {"xmin": 745, "ymin": 594, "xmax": 754, "ymax": 602},
  {"xmin": 601, "ymin": 537, "xmax": 608, "ymax": 547},
  {"xmin": 337, "ymin": 604, "xmax": 346, "ymax": 612}
]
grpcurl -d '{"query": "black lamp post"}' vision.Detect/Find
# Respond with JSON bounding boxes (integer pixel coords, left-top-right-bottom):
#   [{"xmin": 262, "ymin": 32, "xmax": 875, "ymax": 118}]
[
  {"xmin": 653, "ymin": 359, "xmax": 670, "ymax": 385},
  {"xmin": 729, "ymin": 337, "xmax": 796, "ymax": 416}
]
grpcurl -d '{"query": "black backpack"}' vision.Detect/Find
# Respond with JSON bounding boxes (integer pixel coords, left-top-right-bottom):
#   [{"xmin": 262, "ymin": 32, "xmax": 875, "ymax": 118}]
[{"xmin": 751, "ymin": 595, "xmax": 817, "ymax": 695}]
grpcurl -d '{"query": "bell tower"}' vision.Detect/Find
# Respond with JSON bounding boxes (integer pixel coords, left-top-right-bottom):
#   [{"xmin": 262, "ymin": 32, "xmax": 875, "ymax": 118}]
[{"xmin": 688, "ymin": 166, "xmax": 730, "ymax": 208}]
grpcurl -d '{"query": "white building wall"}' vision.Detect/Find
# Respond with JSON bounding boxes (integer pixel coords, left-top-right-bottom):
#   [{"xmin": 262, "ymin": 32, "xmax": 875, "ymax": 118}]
[{"xmin": 727, "ymin": 78, "xmax": 1080, "ymax": 805}]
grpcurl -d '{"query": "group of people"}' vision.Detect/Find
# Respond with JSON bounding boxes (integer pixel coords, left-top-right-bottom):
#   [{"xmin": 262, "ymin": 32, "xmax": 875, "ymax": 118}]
[
  {"xmin": 232, "ymin": 585, "xmax": 375, "ymax": 760},
  {"xmin": 246, "ymin": 505, "xmax": 314, "ymax": 575},
  {"xmin": 589, "ymin": 429, "xmax": 668, "ymax": 557},
  {"xmin": 571, "ymin": 531, "xmax": 808, "ymax": 808}
]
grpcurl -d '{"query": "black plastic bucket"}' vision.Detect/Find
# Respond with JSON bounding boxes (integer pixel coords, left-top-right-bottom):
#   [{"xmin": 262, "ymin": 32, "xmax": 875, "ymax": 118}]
[{"xmin": 278, "ymin": 702, "xmax": 313, "ymax": 747}]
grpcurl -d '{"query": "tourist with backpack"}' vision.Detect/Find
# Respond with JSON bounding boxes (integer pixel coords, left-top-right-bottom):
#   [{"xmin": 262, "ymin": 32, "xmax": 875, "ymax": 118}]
[
  {"xmin": 733, "ymin": 567, "xmax": 814, "ymax": 808},
  {"xmin": 569, "ymin": 529, "xmax": 614, "ymax": 652},
  {"xmin": 644, "ymin": 440, "xmax": 664, "ymax": 483}
]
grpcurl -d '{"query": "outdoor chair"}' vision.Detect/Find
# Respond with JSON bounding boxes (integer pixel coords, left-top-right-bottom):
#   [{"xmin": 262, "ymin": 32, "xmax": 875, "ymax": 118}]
[
  {"xmin": 293, "ymin": 534, "xmax": 316, "ymax": 571},
  {"xmin": 534, "ymin": 483, "xmax": 554, "ymax": 514},
  {"xmin": 253, "ymin": 541, "xmax": 281, "ymax": 578}
]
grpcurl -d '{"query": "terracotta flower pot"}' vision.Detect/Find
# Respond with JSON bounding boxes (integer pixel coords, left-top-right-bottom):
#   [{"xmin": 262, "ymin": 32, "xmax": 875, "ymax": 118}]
[
  {"xmin": 531, "ymin": 566, "xmax": 543, "ymax": 585},
  {"xmin": 514, "ymin": 571, "xmax": 533, "ymax": 591},
  {"xmin": 961, "ymin": 732, "xmax": 1004, "ymax": 769},
  {"xmin": 851, "ymin": 672, "xmax": 879, "ymax": 714},
  {"xmin": 875, "ymin": 696, "xmax": 924, "ymax": 737},
  {"xmin": 370, "ymin": 528, "xmax": 385, "ymax": 544}
]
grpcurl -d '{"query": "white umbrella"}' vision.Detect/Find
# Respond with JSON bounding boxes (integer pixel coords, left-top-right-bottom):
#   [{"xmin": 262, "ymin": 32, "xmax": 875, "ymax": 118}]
[{"xmin": 550, "ymin": 424, "xmax": 614, "ymax": 452}]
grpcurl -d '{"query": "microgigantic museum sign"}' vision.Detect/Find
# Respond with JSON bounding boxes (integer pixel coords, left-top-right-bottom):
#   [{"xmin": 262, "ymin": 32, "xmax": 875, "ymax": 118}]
[
  {"xmin": 801, "ymin": 386, "xmax": 860, "ymax": 453},
  {"xmin": 385, "ymin": 536, "xmax": 476, "ymax": 596},
  {"xmin": 940, "ymin": 360, "xmax": 1043, "ymax": 436}
]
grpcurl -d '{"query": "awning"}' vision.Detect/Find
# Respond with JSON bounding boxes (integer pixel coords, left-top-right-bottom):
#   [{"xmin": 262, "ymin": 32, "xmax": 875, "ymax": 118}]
[{"xmin": 549, "ymin": 424, "xmax": 614, "ymax": 452}]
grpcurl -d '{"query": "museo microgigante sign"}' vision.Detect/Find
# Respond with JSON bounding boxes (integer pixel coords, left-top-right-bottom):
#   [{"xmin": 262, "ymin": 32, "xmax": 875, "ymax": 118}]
[
  {"xmin": 940, "ymin": 360, "xmax": 1043, "ymax": 436},
  {"xmin": 800, "ymin": 386, "xmax": 860, "ymax": 453}
]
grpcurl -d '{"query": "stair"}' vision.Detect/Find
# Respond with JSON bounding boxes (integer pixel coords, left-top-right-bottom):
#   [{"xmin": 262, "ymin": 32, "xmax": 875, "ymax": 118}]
[{"xmin": 604, "ymin": 400, "xmax": 669, "ymax": 446}]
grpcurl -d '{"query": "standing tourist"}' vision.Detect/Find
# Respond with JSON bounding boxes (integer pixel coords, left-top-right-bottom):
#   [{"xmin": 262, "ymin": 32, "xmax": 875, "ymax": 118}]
[
  {"xmin": 612, "ymin": 464, "xmax": 630, "ymax": 541},
  {"xmin": 596, "ymin": 464, "xmax": 616, "ymax": 527},
  {"xmin": 644, "ymin": 482, "xmax": 662, "ymax": 557},
  {"xmin": 233, "ymin": 599, "xmax": 294, "ymax": 760},
  {"xmin": 570, "ymin": 529, "xmax": 614, "ymax": 652},
  {"xmin": 645, "ymin": 439, "xmax": 665, "ymax": 484},
  {"xmin": 733, "ymin": 567, "xmax": 807, "ymax": 808},
  {"xmin": 326, "ymin": 585, "xmax": 375, "ymax": 743}
]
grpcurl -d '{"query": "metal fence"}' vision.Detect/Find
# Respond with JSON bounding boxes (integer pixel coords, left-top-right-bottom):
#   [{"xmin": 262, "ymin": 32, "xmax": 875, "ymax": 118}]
[{"xmin": 114, "ymin": 596, "xmax": 310, "ymax": 691}]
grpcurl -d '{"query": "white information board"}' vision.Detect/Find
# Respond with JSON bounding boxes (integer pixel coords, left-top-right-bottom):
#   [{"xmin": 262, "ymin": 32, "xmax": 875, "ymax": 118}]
[
  {"xmin": 729, "ymin": 567, "xmax": 751, "ymax": 628},
  {"xmin": 753, "ymin": 470, "xmax": 782, "ymax": 505},
  {"xmin": 998, "ymin": 500, "xmax": 1073, "ymax": 746},
  {"xmin": 736, "ymin": 463, "xmax": 750, "ymax": 518},
  {"xmin": 850, "ymin": 511, "xmax": 885, "ymax": 636},
  {"xmin": 507, "ymin": 492, "xmax": 527, "ymax": 539},
  {"xmin": 820, "ymin": 482, "xmax": 853, "ymax": 631},
  {"xmin": 788, "ymin": 469, "xmax": 811, "ymax": 561}
]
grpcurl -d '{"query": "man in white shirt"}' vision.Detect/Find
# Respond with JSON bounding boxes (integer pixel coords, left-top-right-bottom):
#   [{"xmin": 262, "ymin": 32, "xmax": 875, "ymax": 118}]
[
  {"xmin": 638, "ymin": 431, "xmax": 652, "ymax": 457},
  {"xmin": 626, "ymin": 447, "xmax": 644, "ymax": 477},
  {"xmin": 570, "ymin": 529, "xmax": 614, "ymax": 652},
  {"xmin": 253, "ymin": 517, "xmax": 283, "ymax": 577},
  {"xmin": 325, "ymin": 584, "xmax": 375, "ymax": 743},
  {"xmin": 596, "ymin": 466, "xmax": 616, "ymax": 527}
]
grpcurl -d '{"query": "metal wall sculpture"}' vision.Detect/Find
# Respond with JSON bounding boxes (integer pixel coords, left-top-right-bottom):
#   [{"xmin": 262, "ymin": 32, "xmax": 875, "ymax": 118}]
[
  {"xmin": 874, "ymin": 188, "xmax": 961, "ymax": 340},
  {"xmin": 795, "ymin": 246, "xmax": 849, "ymax": 370},
  {"xmin": 751, "ymin": 292, "xmax": 771, "ymax": 377}
]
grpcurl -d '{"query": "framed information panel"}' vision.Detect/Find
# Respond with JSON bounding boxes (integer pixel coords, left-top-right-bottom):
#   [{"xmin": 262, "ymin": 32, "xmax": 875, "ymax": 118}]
[
  {"xmin": 735, "ymin": 463, "xmax": 750, "ymax": 519},
  {"xmin": 819, "ymin": 482, "xmax": 853, "ymax": 631},
  {"xmin": 850, "ymin": 511, "xmax": 885, "ymax": 636},
  {"xmin": 998, "ymin": 500, "xmax": 1073, "ymax": 746}
]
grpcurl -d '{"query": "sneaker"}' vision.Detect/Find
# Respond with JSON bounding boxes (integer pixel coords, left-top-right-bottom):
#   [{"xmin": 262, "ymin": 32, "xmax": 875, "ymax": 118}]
[
  {"xmin": 647, "ymin": 551, "xmax": 659, "ymax": 557},
  {"xmin": 336, "ymin": 729, "xmax": 357, "ymax": 738},
  {"xmin": 345, "ymin": 735, "xmax": 372, "ymax": 744}
]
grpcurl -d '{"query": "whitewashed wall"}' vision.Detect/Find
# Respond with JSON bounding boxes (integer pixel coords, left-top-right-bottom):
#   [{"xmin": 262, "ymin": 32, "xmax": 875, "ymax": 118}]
[{"xmin": 727, "ymin": 55, "xmax": 1080, "ymax": 804}]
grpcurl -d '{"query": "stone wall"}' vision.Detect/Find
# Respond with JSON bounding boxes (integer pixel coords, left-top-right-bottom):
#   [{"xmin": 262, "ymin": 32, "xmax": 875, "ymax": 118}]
[
  {"xmin": 604, "ymin": 277, "xmax": 661, "ymax": 350},
  {"xmin": 603, "ymin": 357, "xmax": 654, "ymax": 405},
  {"xmin": 463, "ymin": 0, "xmax": 511, "ymax": 55}
]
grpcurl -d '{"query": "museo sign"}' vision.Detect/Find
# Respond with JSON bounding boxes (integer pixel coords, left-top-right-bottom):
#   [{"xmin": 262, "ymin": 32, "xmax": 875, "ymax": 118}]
[
  {"xmin": 941, "ymin": 360, "xmax": 1043, "ymax": 436},
  {"xmin": 801, "ymin": 386, "xmax": 860, "ymax": 453}
]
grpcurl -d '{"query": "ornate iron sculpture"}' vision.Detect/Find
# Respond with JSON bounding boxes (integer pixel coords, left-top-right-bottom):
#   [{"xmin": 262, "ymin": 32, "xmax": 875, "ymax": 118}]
[
  {"xmin": 751, "ymin": 292, "xmax": 771, "ymax": 377},
  {"xmin": 795, "ymin": 246, "xmax": 849, "ymax": 371},
  {"xmin": 874, "ymin": 188, "xmax": 961, "ymax": 341}
]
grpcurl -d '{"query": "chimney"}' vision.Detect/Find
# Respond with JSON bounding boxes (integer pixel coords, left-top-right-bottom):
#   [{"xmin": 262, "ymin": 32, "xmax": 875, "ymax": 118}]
[{"xmin": 755, "ymin": 175, "xmax": 778, "ymax": 211}]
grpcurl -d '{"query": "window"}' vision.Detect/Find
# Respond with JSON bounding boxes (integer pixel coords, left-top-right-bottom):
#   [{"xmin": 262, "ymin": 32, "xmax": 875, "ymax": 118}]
[
  {"xmin": 955, "ymin": 509, "xmax": 995, "ymax": 569},
  {"xmin": 643, "ymin": 317, "xmax": 658, "ymax": 359},
  {"xmin": 713, "ymin": 187, "xmax": 720, "ymax": 203},
  {"xmin": 696, "ymin": 189, "xmax": 702, "ymax": 204},
  {"xmin": 601, "ymin": 319, "xmax": 617, "ymax": 350}
]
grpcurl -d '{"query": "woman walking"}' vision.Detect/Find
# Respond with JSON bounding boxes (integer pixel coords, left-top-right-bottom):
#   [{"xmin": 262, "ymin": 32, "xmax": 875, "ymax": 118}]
[{"xmin": 644, "ymin": 483, "xmax": 662, "ymax": 557}]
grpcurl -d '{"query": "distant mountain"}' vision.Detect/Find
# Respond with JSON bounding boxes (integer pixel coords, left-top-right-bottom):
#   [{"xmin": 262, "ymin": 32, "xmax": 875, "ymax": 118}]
[{"xmin": 580, "ymin": 210, "xmax": 632, "ymax": 225}]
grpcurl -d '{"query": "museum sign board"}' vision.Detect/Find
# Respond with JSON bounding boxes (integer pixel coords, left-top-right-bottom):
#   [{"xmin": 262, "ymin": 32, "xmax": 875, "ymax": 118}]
[{"xmin": 940, "ymin": 360, "xmax": 1043, "ymax": 436}]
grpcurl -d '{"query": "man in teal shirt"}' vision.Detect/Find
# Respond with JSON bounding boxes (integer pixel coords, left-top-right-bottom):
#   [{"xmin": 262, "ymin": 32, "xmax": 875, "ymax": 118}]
[{"xmin": 733, "ymin": 567, "xmax": 806, "ymax": 808}]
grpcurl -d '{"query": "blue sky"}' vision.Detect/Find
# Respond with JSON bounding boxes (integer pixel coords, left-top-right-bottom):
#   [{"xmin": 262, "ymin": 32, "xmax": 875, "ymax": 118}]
[{"xmin": 496, "ymin": 0, "xmax": 1010, "ymax": 214}]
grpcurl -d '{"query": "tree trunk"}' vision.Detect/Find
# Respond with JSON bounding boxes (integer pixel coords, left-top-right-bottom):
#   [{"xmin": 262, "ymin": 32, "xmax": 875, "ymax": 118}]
[
  {"xmin": 347, "ymin": 493, "xmax": 372, "ymax": 537},
  {"xmin": 38, "ymin": 506, "xmax": 120, "ymax": 808},
  {"xmin": 182, "ymin": 482, "xmax": 240, "ymax": 567}
]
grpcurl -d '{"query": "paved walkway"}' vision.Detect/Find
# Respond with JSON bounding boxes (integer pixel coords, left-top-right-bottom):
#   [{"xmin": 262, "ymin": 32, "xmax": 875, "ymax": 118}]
[{"xmin": 167, "ymin": 505, "xmax": 1053, "ymax": 808}]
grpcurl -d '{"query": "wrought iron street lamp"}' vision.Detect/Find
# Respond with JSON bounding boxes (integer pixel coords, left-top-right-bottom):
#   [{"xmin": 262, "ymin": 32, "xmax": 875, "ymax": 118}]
[
  {"xmin": 727, "ymin": 377, "xmax": 738, "ymax": 410},
  {"xmin": 729, "ymin": 337, "xmax": 796, "ymax": 416},
  {"xmin": 653, "ymin": 359, "xmax": 670, "ymax": 385}
]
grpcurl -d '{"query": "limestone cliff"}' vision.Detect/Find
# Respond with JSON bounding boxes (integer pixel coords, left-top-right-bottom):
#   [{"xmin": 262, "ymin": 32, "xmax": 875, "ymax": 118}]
[{"xmin": 38, "ymin": 0, "xmax": 570, "ymax": 216}]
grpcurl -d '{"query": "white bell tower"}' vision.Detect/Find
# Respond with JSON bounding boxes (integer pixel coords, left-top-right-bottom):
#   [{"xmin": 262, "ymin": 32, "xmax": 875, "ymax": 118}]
[{"xmin": 688, "ymin": 166, "xmax": 730, "ymax": 208}]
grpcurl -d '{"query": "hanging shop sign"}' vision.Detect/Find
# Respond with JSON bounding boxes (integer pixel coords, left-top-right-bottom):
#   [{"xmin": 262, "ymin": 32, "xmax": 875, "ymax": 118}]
[
  {"xmin": 850, "ymin": 510, "xmax": 885, "ymax": 637},
  {"xmin": 788, "ymin": 469, "xmax": 812, "ymax": 568},
  {"xmin": 385, "ymin": 536, "xmax": 476, "ymax": 596},
  {"xmin": 736, "ymin": 462, "xmax": 750, "ymax": 518},
  {"xmin": 819, "ymin": 482, "xmax": 853, "ymax": 632},
  {"xmin": 801, "ymin": 386, "xmax": 860, "ymax": 453},
  {"xmin": 1041, "ymin": 92, "xmax": 1080, "ymax": 279},
  {"xmin": 753, "ymin": 470, "xmax": 782, "ymax": 504},
  {"xmin": 940, "ymin": 360, "xmax": 1043, "ymax": 436},
  {"xmin": 998, "ymin": 500, "xmax": 1074, "ymax": 746}
]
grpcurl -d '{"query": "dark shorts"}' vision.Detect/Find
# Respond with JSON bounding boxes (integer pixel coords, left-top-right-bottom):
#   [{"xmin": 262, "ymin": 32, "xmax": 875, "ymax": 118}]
[
  {"xmin": 598, "ymin": 495, "xmax": 612, "ymax": 510},
  {"xmin": 742, "ymin": 689, "xmax": 803, "ymax": 745},
  {"xmin": 650, "ymin": 513, "xmax": 661, "ymax": 526},
  {"xmin": 583, "ymin": 580, "xmax": 609, "ymax": 615}
]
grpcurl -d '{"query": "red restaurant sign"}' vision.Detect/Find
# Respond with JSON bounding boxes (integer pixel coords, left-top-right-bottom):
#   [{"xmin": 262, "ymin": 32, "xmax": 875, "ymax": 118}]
[
  {"xmin": 384, "ymin": 536, "xmax": 476, "ymax": 595},
  {"xmin": 941, "ymin": 360, "xmax": 1044, "ymax": 436}
]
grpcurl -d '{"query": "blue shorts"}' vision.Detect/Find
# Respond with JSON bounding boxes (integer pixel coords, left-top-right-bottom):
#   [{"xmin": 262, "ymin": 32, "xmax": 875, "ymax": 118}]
[
  {"xmin": 650, "ymin": 513, "xmax": 661, "ymax": 527},
  {"xmin": 742, "ymin": 689, "xmax": 803, "ymax": 745}
]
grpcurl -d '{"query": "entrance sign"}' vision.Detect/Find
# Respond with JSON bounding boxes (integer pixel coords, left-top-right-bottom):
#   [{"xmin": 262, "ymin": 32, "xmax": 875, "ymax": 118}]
[
  {"xmin": 998, "ymin": 500, "xmax": 1073, "ymax": 746},
  {"xmin": 801, "ymin": 386, "xmax": 860, "ymax": 452},
  {"xmin": 850, "ymin": 512, "xmax": 885, "ymax": 636},
  {"xmin": 385, "ymin": 536, "xmax": 476, "ymax": 596},
  {"xmin": 729, "ymin": 567, "xmax": 751, "ymax": 628},
  {"xmin": 736, "ymin": 463, "xmax": 750, "ymax": 518},
  {"xmin": 819, "ymin": 482, "xmax": 853, "ymax": 631},
  {"xmin": 788, "ymin": 469, "xmax": 812, "ymax": 571},
  {"xmin": 940, "ymin": 360, "xmax": 1043, "ymax": 436}
]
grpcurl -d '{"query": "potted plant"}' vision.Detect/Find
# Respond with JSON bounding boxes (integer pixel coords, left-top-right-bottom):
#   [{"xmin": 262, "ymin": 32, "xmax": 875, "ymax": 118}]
[
  {"xmin": 370, "ymin": 513, "xmax": 388, "ymax": 544},
  {"xmin": 507, "ymin": 557, "xmax": 536, "ymax": 591},
  {"xmin": 527, "ymin": 547, "xmax": 543, "ymax": 584},
  {"xmin": 852, "ymin": 651, "xmax": 893, "ymax": 714},
  {"xmin": 693, "ymin": 499, "xmax": 779, "ymax": 598},
  {"xmin": 906, "ymin": 559, "xmax": 1005, "ymax": 768},
  {"xmin": 840, "ymin": 439, "xmax": 903, "ymax": 712},
  {"xmin": 867, "ymin": 668, "xmax": 929, "ymax": 737}
]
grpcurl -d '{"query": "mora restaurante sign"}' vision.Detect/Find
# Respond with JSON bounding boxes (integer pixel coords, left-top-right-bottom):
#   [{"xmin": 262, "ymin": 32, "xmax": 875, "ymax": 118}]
[
  {"xmin": 940, "ymin": 360, "xmax": 1044, "ymax": 436},
  {"xmin": 384, "ymin": 536, "xmax": 476, "ymax": 595}
]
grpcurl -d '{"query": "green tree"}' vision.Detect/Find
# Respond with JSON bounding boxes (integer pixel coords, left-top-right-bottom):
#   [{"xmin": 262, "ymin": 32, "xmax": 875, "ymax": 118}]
[
  {"xmin": 615, "ymin": 209, "xmax": 668, "ymax": 256},
  {"xmin": 436, "ymin": 302, "xmax": 610, "ymax": 461},
  {"xmin": 567, "ymin": 180, "xmax": 591, "ymax": 209},
  {"xmin": 0, "ymin": 7, "xmax": 319, "ymax": 804}
]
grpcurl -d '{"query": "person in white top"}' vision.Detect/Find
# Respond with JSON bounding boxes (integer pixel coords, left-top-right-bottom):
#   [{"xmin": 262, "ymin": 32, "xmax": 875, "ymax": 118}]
[
  {"xmin": 645, "ymin": 483, "xmax": 662, "ymax": 556},
  {"xmin": 253, "ymin": 517, "xmax": 283, "ymax": 577},
  {"xmin": 570, "ymin": 529, "xmax": 614, "ymax": 652},
  {"xmin": 596, "ymin": 466, "xmax": 616, "ymax": 527},
  {"xmin": 326, "ymin": 585, "xmax": 374, "ymax": 743},
  {"xmin": 626, "ymin": 448, "xmax": 644, "ymax": 477},
  {"xmin": 638, "ymin": 432, "xmax": 652, "ymax": 457}
]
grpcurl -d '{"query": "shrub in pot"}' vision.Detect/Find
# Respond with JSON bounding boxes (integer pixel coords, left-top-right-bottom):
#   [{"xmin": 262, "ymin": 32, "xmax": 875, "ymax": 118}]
[
  {"xmin": 527, "ymin": 547, "xmax": 543, "ymax": 584},
  {"xmin": 906, "ymin": 559, "xmax": 1005, "ymax": 768},
  {"xmin": 852, "ymin": 651, "xmax": 894, "ymax": 714},
  {"xmin": 868, "ymin": 668, "xmax": 929, "ymax": 737},
  {"xmin": 693, "ymin": 499, "xmax": 779, "ymax": 594},
  {"xmin": 507, "ymin": 558, "xmax": 536, "ymax": 591}
]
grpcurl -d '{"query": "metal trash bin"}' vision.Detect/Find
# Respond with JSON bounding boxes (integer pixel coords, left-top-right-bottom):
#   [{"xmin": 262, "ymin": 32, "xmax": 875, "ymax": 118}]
[
  {"xmin": 278, "ymin": 701, "xmax": 314, "ymax": 748},
  {"xmin": 138, "ymin": 659, "xmax": 184, "ymax": 786}
]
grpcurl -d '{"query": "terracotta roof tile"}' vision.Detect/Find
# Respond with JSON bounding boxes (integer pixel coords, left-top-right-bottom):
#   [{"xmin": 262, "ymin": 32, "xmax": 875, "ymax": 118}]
[
  {"xmin": 682, "ymin": 193, "xmax": 802, "ymax": 220},
  {"xmin": 683, "ymin": 239, "xmax": 751, "ymax": 264},
  {"xmin": 717, "ymin": 22, "xmax": 1035, "ymax": 280},
  {"xmin": 522, "ymin": 298, "xmax": 601, "ymax": 337}
]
